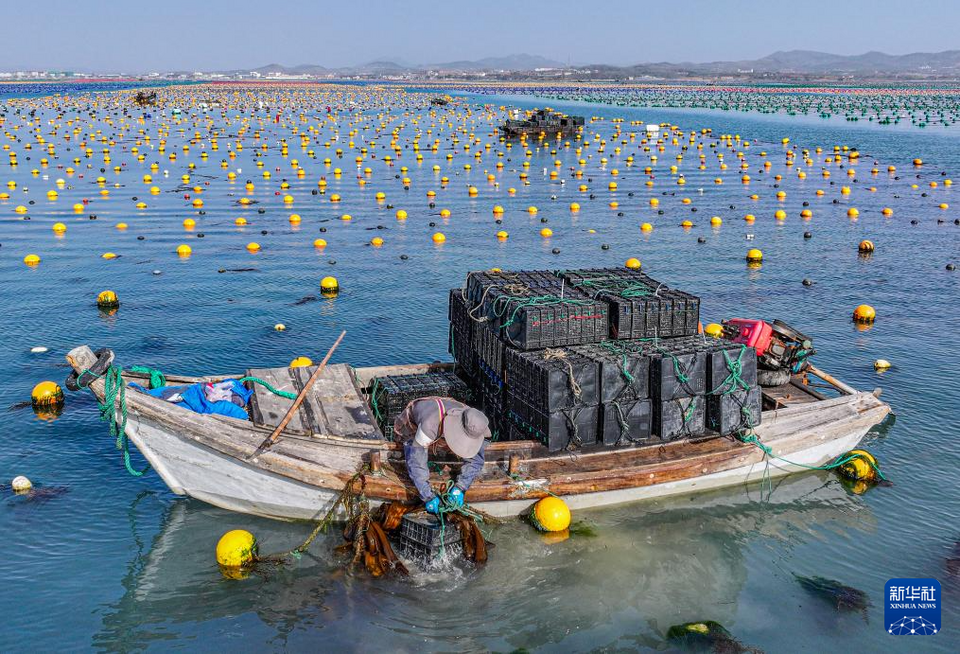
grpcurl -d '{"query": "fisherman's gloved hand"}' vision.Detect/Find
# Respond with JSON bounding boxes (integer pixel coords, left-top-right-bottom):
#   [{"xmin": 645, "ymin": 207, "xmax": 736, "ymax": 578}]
[
  {"xmin": 447, "ymin": 487, "xmax": 465, "ymax": 509},
  {"xmin": 424, "ymin": 496, "xmax": 440, "ymax": 515}
]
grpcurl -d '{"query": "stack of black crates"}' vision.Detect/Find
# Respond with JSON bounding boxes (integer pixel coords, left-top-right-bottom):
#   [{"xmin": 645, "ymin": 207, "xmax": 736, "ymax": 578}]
[{"xmin": 447, "ymin": 268, "xmax": 762, "ymax": 452}]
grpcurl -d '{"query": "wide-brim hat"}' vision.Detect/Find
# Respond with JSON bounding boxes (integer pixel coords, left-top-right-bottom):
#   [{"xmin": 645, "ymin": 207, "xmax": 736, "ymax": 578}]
[{"xmin": 442, "ymin": 407, "xmax": 490, "ymax": 458}]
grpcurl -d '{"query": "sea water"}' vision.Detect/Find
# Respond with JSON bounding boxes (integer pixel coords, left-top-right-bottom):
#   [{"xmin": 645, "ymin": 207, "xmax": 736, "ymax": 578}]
[{"xmin": 0, "ymin": 83, "xmax": 957, "ymax": 652}]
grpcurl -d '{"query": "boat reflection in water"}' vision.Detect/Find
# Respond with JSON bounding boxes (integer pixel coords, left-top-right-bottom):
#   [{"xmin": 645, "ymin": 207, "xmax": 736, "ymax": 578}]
[{"xmin": 96, "ymin": 472, "xmax": 875, "ymax": 650}]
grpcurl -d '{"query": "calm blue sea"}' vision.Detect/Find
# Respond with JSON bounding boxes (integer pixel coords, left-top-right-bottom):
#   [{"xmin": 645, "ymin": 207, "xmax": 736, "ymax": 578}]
[{"xmin": 0, "ymin": 83, "xmax": 957, "ymax": 652}]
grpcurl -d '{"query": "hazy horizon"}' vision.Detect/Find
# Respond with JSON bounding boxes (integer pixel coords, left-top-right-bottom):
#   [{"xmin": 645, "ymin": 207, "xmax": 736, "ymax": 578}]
[{"xmin": 6, "ymin": 0, "xmax": 960, "ymax": 73}]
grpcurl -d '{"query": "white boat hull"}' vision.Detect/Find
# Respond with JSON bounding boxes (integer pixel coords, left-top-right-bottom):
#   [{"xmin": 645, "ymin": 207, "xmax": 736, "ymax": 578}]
[{"xmin": 126, "ymin": 402, "xmax": 878, "ymax": 520}]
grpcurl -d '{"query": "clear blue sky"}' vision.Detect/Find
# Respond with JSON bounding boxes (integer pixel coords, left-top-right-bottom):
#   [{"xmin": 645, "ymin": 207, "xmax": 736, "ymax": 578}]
[{"xmin": 7, "ymin": 0, "xmax": 959, "ymax": 71}]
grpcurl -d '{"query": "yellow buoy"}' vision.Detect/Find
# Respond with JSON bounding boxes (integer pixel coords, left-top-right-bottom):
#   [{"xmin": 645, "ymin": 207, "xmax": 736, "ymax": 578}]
[
  {"xmin": 23, "ymin": 254, "xmax": 41, "ymax": 266},
  {"xmin": 874, "ymin": 359, "xmax": 892, "ymax": 371},
  {"xmin": 640, "ymin": 222, "xmax": 653, "ymax": 232},
  {"xmin": 274, "ymin": 323, "xmax": 286, "ymax": 332},
  {"xmin": 176, "ymin": 244, "xmax": 192, "ymax": 257},
  {"xmin": 746, "ymin": 248, "xmax": 763, "ymax": 263},
  {"xmin": 704, "ymin": 323, "xmax": 724, "ymax": 338},
  {"xmin": 569, "ymin": 202, "xmax": 580, "ymax": 212},
  {"xmin": 395, "ymin": 209, "xmax": 407, "ymax": 220},
  {"xmin": 625, "ymin": 258, "xmax": 641, "ymax": 269},
  {"xmin": 530, "ymin": 496, "xmax": 571, "ymax": 532},
  {"xmin": 527, "ymin": 206, "xmax": 538, "ymax": 215},
  {"xmin": 320, "ymin": 276, "xmax": 339, "ymax": 293},
  {"xmin": 837, "ymin": 449, "xmax": 881, "ymax": 483},
  {"xmin": 710, "ymin": 216, "xmax": 722, "ymax": 226},
  {"xmin": 432, "ymin": 232, "xmax": 446, "ymax": 243},
  {"xmin": 31, "ymin": 381, "xmax": 64, "ymax": 407},
  {"xmin": 313, "ymin": 238, "xmax": 327, "ymax": 248},
  {"xmin": 235, "ymin": 217, "xmax": 247, "ymax": 226},
  {"xmin": 216, "ymin": 530, "xmax": 258, "ymax": 568},
  {"xmin": 539, "ymin": 227, "xmax": 553, "ymax": 237},
  {"xmin": 96, "ymin": 290, "xmax": 119, "ymax": 309},
  {"xmin": 370, "ymin": 236, "xmax": 384, "ymax": 247},
  {"xmin": 246, "ymin": 242, "xmax": 261, "ymax": 252},
  {"xmin": 290, "ymin": 356, "xmax": 314, "ymax": 368},
  {"xmin": 288, "ymin": 214, "xmax": 301, "ymax": 224},
  {"xmin": 858, "ymin": 240, "xmax": 874, "ymax": 253},
  {"xmin": 52, "ymin": 222, "xmax": 67, "ymax": 233},
  {"xmin": 496, "ymin": 230, "xmax": 509, "ymax": 240},
  {"xmin": 183, "ymin": 218, "xmax": 196, "ymax": 228},
  {"xmin": 847, "ymin": 208, "xmax": 859, "ymax": 218},
  {"xmin": 853, "ymin": 304, "xmax": 876, "ymax": 323}
]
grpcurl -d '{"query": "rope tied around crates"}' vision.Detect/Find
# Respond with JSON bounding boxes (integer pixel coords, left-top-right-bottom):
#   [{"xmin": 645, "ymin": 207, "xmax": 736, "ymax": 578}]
[
  {"xmin": 543, "ymin": 348, "xmax": 583, "ymax": 399},
  {"xmin": 708, "ymin": 345, "xmax": 751, "ymax": 397}
]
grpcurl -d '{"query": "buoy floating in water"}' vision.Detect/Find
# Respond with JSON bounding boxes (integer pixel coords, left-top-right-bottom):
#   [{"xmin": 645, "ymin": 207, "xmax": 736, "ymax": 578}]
[
  {"xmin": 320, "ymin": 276, "xmax": 339, "ymax": 295},
  {"xmin": 745, "ymin": 248, "xmax": 763, "ymax": 263},
  {"xmin": 216, "ymin": 529, "xmax": 258, "ymax": 569},
  {"xmin": 852, "ymin": 304, "xmax": 876, "ymax": 323},
  {"xmin": 11, "ymin": 475, "xmax": 33, "ymax": 493},
  {"xmin": 31, "ymin": 381, "xmax": 64, "ymax": 408},
  {"xmin": 836, "ymin": 449, "xmax": 882, "ymax": 483},
  {"xmin": 874, "ymin": 359, "xmax": 891, "ymax": 371},
  {"xmin": 529, "ymin": 496, "xmax": 571, "ymax": 532},
  {"xmin": 289, "ymin": 356, "xmax": 313, "ymax": 368},
  {"xmin": 96, "ymin": 290, "xmax": 119, "ymax": 309}
]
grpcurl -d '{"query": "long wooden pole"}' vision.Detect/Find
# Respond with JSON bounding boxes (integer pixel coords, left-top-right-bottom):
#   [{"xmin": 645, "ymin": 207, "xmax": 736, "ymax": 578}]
[{"xmin": 251, "ymin": 330, "xmax": 346, "ymax": 457}]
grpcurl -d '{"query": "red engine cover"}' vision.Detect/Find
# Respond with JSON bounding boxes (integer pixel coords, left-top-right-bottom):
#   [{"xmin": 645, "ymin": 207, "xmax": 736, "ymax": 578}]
[{"xmin": 724, "ymin": 318, "xmax": 774, "ymax": 356}]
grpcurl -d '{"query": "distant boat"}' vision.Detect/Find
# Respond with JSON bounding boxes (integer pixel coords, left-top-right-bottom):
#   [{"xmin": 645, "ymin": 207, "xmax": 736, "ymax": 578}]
[{"xmin": 67, "ymin": 345, "xmax": 890, "ymax": 521}]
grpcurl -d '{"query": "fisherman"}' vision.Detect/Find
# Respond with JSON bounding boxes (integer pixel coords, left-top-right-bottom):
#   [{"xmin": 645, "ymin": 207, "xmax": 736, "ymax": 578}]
[{"xmin": 393, "ymin": 397, "xmax": 491, "ymax": 515}]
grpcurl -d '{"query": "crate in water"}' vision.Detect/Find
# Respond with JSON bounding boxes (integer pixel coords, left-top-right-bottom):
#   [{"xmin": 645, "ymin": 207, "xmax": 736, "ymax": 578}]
[
  {"xmin": 706, "ymin": 387, "xmax": 762, "ymax": 435},
  {"xmin": 600, "ymin": 398, "xmax": 654, "ymax": 446},
  {"xmin": 507, "ymin": 393, "xmax": 598, "ymax": 451},
  {"xmin": 398, "ymin": 513, "xmax": 462, "ymax": 562},
  {"xmin": 654, "ymin": 395, "xmax": 706, "ymax": 441},
  {"xmin": 504, "ymin": 347, "xmax": 599, "ymax": 412},
  {"xmin": 369, "ymin": 372, "xmax": 473, "ymax": 436},
  {"xmin": 574, "ymin": 342, "xmax": 650, "ymax": 403}
]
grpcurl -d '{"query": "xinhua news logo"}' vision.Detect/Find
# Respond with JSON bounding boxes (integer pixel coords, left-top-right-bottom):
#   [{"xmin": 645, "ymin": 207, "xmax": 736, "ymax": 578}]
[{"xmin": 885, "ymin": 578, "xmax": 941, "ymax": 635}]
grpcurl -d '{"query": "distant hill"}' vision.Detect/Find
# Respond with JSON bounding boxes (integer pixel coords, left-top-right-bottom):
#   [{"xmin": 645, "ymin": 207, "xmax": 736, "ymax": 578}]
[
  {"xmin": 218, "ymin": 49, "xmax": 960, "ymax": 79},
  {"xmin": 590, "ymin": 49, "xmax": 960, "ymax": 77}
]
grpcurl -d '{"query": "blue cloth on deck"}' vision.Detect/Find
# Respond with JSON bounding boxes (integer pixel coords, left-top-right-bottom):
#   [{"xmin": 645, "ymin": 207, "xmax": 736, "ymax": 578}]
[{"xmin": 130, "ymin": 379, "xmax": 252, "ymax": 420}]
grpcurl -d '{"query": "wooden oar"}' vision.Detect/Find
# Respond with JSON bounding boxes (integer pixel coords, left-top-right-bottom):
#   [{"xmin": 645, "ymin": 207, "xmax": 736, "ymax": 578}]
[{"xmin": 250, "ymin": 330, "xmax": 346, "ymax": 458}]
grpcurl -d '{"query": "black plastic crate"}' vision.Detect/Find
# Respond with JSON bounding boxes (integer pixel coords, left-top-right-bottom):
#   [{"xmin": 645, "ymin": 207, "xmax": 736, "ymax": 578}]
[
  {"xmin": 506, "ymin": 393, "xmax": 598, "ymax": 452},
  {"xmin": 561, "ymin": 269, "xmax": 700, "ymax": 340},
  {"xmin": 573, "ymin": 343, "xmax": 650, "ymax": 402},
  {"xmin": 600, "ymin": 398, "xmax": 654, "ymax": 446},
  {"xmin": 706, "ymin": 387, "xmax": 762, "ymax": 435},
  {"xmin": 472, "ymin": 320, "xmax": 506, "ymax": 389},
  {"xmin": 504, "ymin": 347, "xmax": 599, "ymax": 412},
  {"xmin": 483, "ymin": 286, "xmax": 608, "ymax": 350},
  {"xmin": 369, "ymin": 372, "xmax": 474, "ymax": 436},
  {"xmin": 448, "ymin": 289, "xmax": 477, "ymax": 380},
  {"xmin": 466, "ymin": 269, "xmax": 564, "ymax": 305},
  {"xmin": 398, "ymin": 513, "xmax": 462, "ymax": 562},
  {"xmin": 705, "ymin": 341, "xmax": 757, "ymax": 395},
  {"xmin": 650, "ymin": 346, "xmax": 706, "ymax": 402},
  {"xmin": 654, "ymin": 395, "xmax": 706, "ymax": 441}
]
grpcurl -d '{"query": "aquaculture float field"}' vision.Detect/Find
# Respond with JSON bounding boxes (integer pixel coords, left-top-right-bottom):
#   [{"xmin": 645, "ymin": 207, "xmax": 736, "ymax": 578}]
[
  {"xmin": 437, "ymin": 81, "xmax": 960, "ymax": 128},
  {"xmin": 0, "ymin": 83, "xmax": 958, "ymax": 651}
]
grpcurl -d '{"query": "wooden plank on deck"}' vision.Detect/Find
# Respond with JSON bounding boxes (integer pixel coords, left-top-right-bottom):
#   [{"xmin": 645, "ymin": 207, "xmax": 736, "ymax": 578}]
[
  {"xmin": 290, "ymin": 364, "xmax": 379, "ymax": 439},
  {"xmin": 246, "ymin": 367, "xmax": 306, "ymax": 434}
]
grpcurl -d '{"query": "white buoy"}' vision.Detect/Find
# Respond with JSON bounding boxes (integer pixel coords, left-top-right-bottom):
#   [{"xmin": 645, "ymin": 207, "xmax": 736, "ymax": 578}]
[
  {"xmin": 11, "ymin": 476, "xmax": 32, "ymax": 493},
  {"xmin": 30, "ymin": 346, "xmax": 48, "ymax": 353}
]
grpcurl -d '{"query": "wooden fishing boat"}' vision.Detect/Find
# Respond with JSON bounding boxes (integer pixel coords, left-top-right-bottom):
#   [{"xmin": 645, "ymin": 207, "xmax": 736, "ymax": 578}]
[{"xmin": 66, "ymin": 345, "xmax": 891, "ymax": 521}]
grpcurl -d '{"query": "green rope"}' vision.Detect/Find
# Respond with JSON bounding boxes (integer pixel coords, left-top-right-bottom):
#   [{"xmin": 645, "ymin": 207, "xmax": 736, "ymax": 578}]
[
  {"xmin": 709, "ymin": 345, "xmax": 750, "ymax": 396},
  {"xmin": 434, "ymin": 480, "xmax": 485, "ymax": 559},
  {"xmin": 237, "ymin": 376, "xmax": 298, "ymax": 400},
  {"xmin": 85, "ymin": 365, "xmax": 149, "ymax": 477},
  {"xmin": 127, "ymin": 365, "xmax": 166, "ymax": 390},
  {"xmin": 492, "ymin": 293, "xmax": 595, "ymax": 331},
  {"xmin": 738, "ymin": 433, "xmax": 888, "ymax": 481}
]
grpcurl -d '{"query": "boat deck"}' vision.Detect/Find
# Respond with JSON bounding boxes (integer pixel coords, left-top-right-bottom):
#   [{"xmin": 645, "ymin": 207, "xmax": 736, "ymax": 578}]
[{"xmin": 246, "ymin": 364, "xmax": 380, "ymax": 439}]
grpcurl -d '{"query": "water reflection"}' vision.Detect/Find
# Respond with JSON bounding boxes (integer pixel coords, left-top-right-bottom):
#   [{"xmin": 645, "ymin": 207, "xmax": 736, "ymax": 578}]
[{"xmin": 96, "ymin": 472, "xmax": 873, "ymax": 650}]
